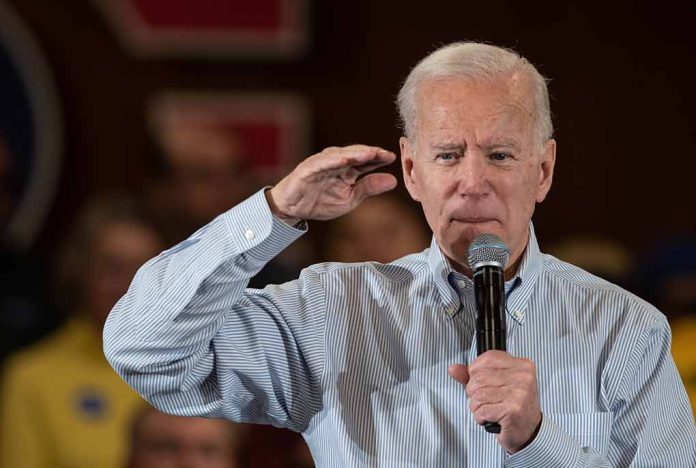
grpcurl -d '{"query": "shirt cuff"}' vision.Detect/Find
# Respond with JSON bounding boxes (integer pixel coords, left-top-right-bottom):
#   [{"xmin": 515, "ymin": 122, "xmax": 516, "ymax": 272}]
[
  {"xmin": 223, "ymin": 187, "xmax": 307, "ymax": 265},
  {"xmin": 505, "ymin": 414, "xmax": 580, "ymax": 467}
]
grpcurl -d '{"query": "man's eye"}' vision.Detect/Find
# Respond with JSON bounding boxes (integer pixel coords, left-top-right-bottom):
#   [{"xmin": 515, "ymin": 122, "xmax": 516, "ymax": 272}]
[
  {"xmin": 435, "ymin": 152, "xmax": 458, "ymax": 161},
  {"xmin": 490, "ymin": 152, "xmax": 511, "ymax": 162}
]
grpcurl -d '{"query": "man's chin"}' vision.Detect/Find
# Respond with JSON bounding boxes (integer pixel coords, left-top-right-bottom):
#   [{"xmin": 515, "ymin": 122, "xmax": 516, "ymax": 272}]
[
  {"xmin": 441, "ymin": 223, "xmax": 506, "ymax": 264},
  {"xmin": 451, "ymin": 221, "xmax": 503, "ymax": 243}
]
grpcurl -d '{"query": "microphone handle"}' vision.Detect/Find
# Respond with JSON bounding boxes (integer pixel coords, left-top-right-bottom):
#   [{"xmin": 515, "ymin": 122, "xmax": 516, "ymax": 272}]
[{"xmin": 473, "ymin": 265, "xmax": 507, "ymax": 434}]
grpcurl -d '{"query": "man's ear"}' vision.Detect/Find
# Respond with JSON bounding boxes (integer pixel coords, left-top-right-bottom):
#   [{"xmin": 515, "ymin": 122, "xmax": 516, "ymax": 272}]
[
  {"xmin": 536, "ymin": 138, "xmax": 556, "ymax": 203},
  {"xmin": 400, "ymin": 136, "xmax": 420, "ymax": 202}
]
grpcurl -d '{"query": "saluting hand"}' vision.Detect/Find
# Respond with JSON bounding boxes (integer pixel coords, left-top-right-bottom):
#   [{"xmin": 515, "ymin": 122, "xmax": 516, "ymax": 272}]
[{"xmin": 267, "ymin": 145, "xmax": 398, "ymax": 223}]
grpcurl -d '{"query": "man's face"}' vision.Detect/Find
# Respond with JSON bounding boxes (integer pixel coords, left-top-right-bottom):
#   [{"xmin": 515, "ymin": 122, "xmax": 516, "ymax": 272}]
[
  {"xmin": 129, "ymin": 412, "xmax": 238, "ymax": 468},
  {"xmin": 162, "ymin": 124, "xmax": 253, "ymax": 223},
  {"xmin": 85, "ymin": 221, "xmax": 163, "ymax": 327},
  {"xmin": 400, "ymin": 75, "xmax": 555, "ymax": 274}
]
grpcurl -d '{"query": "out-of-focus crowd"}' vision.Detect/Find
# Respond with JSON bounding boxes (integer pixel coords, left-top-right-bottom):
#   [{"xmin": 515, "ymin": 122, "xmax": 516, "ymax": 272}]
[{"xmin": 0, "ymin": 120, "xmax": 694, "ymax": 467}]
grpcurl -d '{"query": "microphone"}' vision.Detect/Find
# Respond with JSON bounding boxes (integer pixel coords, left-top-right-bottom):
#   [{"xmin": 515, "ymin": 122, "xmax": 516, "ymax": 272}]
[{"xmin": 467, "ymin": 233, "xmax": 510, "ymax": 434}]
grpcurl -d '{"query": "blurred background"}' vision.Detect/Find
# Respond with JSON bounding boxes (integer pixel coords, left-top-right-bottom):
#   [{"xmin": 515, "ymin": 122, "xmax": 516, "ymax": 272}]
[{"xmin": 0, "ymin": 0, "xmax": 693, "ymax": 467}]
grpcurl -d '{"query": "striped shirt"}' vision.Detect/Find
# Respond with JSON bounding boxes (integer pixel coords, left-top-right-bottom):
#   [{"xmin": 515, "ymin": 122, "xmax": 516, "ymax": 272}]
[{"xmin": 104, "ymin": 188, "xmax": 696, "ymax": 467}]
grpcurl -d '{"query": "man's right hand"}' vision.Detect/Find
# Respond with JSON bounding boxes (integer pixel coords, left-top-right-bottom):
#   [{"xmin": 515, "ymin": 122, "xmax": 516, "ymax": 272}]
[{"xmin": 267, "ymin": 145, "xmax": 398, "ymax": 224}]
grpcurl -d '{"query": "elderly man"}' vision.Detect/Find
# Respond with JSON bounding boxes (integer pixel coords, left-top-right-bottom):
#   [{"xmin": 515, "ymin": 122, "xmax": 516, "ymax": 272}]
[{"xmin": 104, "ymin": 42, "xmax": 696, "ymax": 466}]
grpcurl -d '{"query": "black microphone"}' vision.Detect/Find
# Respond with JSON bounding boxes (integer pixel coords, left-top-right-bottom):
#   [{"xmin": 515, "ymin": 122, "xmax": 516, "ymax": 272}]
[{"xmin": 467, "ymin": 233, "xmax": 510, "ymax": 434}]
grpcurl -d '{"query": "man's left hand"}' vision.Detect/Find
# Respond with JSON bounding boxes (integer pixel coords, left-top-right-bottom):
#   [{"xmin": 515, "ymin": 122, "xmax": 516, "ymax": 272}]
[{"xmin": 448, "ymin": 350, "xmax": 542, "ymax": 453}]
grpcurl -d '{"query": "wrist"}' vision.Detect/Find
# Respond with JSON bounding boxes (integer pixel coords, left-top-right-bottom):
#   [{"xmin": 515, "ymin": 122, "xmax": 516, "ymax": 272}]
[
  {"xmin": 265, "ymin": 187, "xmax": 302, "ymax": 226},
  {"xmin": 517, "ymin": 413, "xmax": 543, "ymax": 452}
]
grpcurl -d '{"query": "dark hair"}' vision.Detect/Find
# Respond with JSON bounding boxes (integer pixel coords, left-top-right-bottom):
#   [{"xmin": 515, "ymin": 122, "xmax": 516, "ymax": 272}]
[{"xmin": 51, "ymin": 193, "xmax": 157, "ymax": 313}]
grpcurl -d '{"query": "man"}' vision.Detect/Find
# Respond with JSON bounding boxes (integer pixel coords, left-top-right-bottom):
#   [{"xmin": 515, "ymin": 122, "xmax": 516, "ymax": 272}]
[
  {"xmin": 104, "ymin": 42, "xmax": 696, "ymax": 466},
  {"xmin": 127, "ymin": 405, "xmax": 243, "ymax": 468},
  {"xmin": 2, "ymin": 195, "xmax": 163, "ymax": 468}
]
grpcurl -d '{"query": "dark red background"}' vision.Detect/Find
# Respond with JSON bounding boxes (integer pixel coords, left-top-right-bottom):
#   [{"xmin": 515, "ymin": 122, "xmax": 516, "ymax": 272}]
[
  {"xmin": 9, "ymin": 0, "xmax": 693, "ymax": 256},
  {"xmin": 4, "ymin": 1, "xmax": 694, "ymax": 465}
]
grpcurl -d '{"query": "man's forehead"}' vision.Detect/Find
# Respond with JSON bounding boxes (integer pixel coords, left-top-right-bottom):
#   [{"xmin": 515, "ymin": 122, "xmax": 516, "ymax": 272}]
[
  {"xmin": 417, "ymin": 75, "xmax": 532, "ymax": 108},
  {"xmin": 414, "ymin": 76, "xmax": 535, "ymax": 134}
]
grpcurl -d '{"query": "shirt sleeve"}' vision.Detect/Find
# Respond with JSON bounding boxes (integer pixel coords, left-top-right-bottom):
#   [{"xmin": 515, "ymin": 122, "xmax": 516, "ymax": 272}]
[
  {"xmin": 103, "ymin": 188, "xmax": 327, "ymax": 432},
  {"xmin": 505, "ymin": 312, "xmax": 696, "ymax": 467}
]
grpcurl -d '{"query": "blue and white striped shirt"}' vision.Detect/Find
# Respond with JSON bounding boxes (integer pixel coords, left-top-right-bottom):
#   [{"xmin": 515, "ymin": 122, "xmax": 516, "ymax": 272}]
[{"xmin": 104, "ymin": 188, "xmax": 696, "ymax": 467}]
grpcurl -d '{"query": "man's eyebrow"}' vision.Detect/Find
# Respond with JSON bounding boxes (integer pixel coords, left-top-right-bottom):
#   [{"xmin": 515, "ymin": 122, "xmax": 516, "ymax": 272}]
[
  {"xmin": 430, "ymin": 143, "xmax": 465, "ymax": 150},
  {"xmin": 479, "ymin": 140, "xmax": 520, "ymax": 149}
]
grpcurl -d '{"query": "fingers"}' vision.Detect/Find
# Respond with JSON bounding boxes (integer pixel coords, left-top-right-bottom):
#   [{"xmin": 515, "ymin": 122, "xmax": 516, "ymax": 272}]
[
  {"xmin": 460, "ymin": 353, "xmax": 542, "ymax": 452},
  {"xmin": 447, "ymin": 364, "xmax": 470, "ymax": 385},
  {"xmin": 464, "ymin": 369, "xmax": 508, "ymax": 400},
  {"xmin": 312, "ymin": 145, "xmax": 396, "ymax": 173},
  {"xmin": 353, "ymin": 173, "xmax": 397, "ymax": 201},
  {"xmin": 470, "ymin": 401, "xmax": 506, "ymax": 427},
  {"xmin": 467, "ymin": 383, "xmax": 509, "ymax": 413},
  {"xmin": 469, "ymin": 350, "xmax": 514, "ymax": 371},
  {"xmin": 271, "ymin": 144, "xmax": 397, "ymax": 221}
]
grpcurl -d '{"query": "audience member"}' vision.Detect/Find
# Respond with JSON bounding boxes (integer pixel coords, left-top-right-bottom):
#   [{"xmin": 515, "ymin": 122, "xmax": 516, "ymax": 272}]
[
  {"xmin": 634, "ymin": 236, "xmax": 696, "ymax": 416},
  {"xmin": 0, "ymin": 133, "xmax": 57, "ymax": 375},
  {"xmin": 546, "ymin": 235, "xmax": 633, "ymax": 290},
  {"xmin": 145, "ymin": 109, "xmax": 313, "ymax": 288},
  {"xmin": 147, "ymin": 117, "xmax": 255, "ymax": 245},
  {"xmin": 323, "ymin": 193, "xmax": 429, "ymax": 263},
  {"xmin": 0, "ymin": 194, "xmax": 164, "ymax": 468},
  {"xmin": 127, "ymin": 405, "xmax": 243, "ymax": 468}
]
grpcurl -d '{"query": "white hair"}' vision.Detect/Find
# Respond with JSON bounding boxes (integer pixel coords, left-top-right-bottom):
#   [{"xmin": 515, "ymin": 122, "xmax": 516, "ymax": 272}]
[{"xmin": 397, "ymin": 42, "xmax": 553, "ymax": 147}]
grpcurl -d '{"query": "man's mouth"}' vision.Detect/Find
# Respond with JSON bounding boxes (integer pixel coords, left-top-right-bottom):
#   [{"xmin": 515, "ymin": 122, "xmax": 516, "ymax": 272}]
[{"xmin": 452, "ymin": 217, "xmax": 497, "ymax": 224}]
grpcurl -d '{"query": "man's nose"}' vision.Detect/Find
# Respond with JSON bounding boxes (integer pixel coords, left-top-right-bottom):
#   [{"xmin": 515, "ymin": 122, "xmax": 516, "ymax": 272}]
[{"xmin": 455, "ymin": 152, "xmax": 490, "ymax": 196}]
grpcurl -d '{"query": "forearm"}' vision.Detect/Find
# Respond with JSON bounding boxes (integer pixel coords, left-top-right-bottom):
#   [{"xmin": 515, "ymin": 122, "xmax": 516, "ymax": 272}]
[{"xmin": 103, "ymin": 188, "xmax": 306, "ymax": 414}]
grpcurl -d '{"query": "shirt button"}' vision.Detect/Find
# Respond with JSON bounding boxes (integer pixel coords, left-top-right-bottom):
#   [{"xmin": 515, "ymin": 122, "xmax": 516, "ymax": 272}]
[
  {"xmin": 245, "ymin": 229, "xmax": 256, "ymax": 240},
  {"xmin": 513, "ymin": 310, "xmax": 523, "ymax": 319},
  {"xmin": 457, "ymin": 280, "xmax": 467, "ymax": 288}
]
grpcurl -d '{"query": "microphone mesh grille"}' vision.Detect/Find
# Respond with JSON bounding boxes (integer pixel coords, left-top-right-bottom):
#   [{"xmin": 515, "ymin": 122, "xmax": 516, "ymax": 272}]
[{"xmin": 467, "ymin": 233, "xmax": 510, "ymax": 269}]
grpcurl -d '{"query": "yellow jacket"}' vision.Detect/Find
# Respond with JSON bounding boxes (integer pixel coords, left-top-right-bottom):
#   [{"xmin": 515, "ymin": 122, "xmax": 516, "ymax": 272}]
[
  {"xmin": 672, "ymin": 315, "xmax": 696, "ymax": 418},
  {"xmin": 1, "ymin": 319, "xmax": 144, "ymax": 468}
]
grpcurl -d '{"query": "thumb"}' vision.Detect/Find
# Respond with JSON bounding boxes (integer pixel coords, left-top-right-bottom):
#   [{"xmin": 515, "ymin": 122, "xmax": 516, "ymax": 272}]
[
  {"xmin": 354, "ymin": 173, "xmax": 398, "ymax": 202},
  {"xmin": 448, "ymin": 364, "xmax": 469, "ymax": 385}
]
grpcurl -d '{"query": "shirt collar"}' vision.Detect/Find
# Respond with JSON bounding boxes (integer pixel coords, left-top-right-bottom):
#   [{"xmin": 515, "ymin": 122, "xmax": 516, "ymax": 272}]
[
  {"xmin": 428, "ymin": 222, "xmax": 544, "ymax": 323},
  {"xmin": 427, "ymin": 237, "xmax": 460, "ymax": 317}
]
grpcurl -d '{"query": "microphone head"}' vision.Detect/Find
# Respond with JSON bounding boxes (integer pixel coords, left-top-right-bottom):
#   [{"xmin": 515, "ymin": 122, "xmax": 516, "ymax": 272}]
[{"xmin": 467, "ymin": 233, "xmax": 510, "ymax": 270}]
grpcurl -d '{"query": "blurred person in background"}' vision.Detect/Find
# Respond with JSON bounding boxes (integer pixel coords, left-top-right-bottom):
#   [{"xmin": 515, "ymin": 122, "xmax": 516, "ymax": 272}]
[
  {"xmin": 546, "ymin": 235, "xmax": 634, "ymax": 291},
  {"xmin": 323, "ymin": 193, "xmax": 430, "ymax": 264},
  {"xmin": 0, "ymin": 133, "xmax": 57, "ymax": 365},
  {"xmin": 147, "ymin": 118, "xmax": 255, "ymax": 245},
  {"xmin": 0, "ymin": 194, "xmax": 164, "ymax": 468},
  {"xmin": 635, "ymin": 237, "xmax": 696, "ymax": 417},
  {"xmin": 147, "ymin": 117, "xmax": 312, "ymax": 288},
  {"xmin": 127, "ymin": 404, "xmax": 244, "ymax": 468}
]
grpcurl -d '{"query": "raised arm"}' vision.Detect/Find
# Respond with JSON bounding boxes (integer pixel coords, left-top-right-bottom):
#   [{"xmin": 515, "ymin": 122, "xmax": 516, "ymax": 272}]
[{"xmin": 103, "ymin": 145, "xmax": 397, "ymax": 430}]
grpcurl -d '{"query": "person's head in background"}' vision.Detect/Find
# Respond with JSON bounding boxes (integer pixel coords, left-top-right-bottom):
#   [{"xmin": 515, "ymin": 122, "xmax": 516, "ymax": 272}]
[
  {"xmin": 149, "ymin": 116, "xmax": 256, "ymax": 231},
  {"xmin": 54, "ymin": 194, "xmax": 163, "ymax": 330},
  {"xmin": 547, "ymin": 235, "xmax": 634, "ymax": 291},
  {"xmin": 634, "ymin": 237, "xmax": 696, "ymax": 320},
  {"xmin": 324, "ymin": 193, "xmax": 430, "ymax": 263},
  {"xmin": 127, "ymin": 405, "xmax": 243, "ymax": 468}
]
